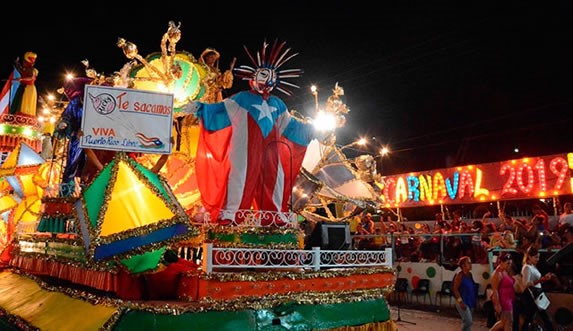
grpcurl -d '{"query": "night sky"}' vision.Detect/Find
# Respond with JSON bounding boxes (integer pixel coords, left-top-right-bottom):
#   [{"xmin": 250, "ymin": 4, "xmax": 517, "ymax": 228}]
[{"xmin": 2, "ymin": 2, "xmax": 572, "ymax": 175}]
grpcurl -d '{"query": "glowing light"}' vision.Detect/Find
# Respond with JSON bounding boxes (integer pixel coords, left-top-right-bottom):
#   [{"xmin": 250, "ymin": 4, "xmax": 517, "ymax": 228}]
[
  {"xmin": 419, "ymin": 175, "xmax": 432, "ymax": 201},
  {"xmin": 458, "ymin": 171, "xmax": 473, "ymax": 199},
  {"xmin": 474, "ymin": 168, "xmax": 490, "ymax": 197},
  {"xmin": 516, "ymin": 163, "xmax": 534, "ymax": 193},
  {"xmin": 445, "ymin": 172, "xmax": 460, "ymax": 199},
  {"xmin": 156, "ymin": 83, "xmax": 169, "ymax": 93},
  {"xmin": 395, "ymin": 177, "xmax": 408, "ymax": 203},
  {"xmin": 312, "ymin": 111, "xmax": 337, "ymax": 132},
  {"xmin": 380, "ymin": 146, "xmax": 390, "ymax": 156},
  {"xmin": 22, "ymin": 128, "xmax": 33, "ymax": 137},
  {"xmin": 432, "ymin": 173, "xmax": 447, "ymax": 201},
  {"xmin": 310, "ymin": 85, "xmax": 319, "ymax": 112},
  {"xmin": 500, "ymin": 164, "xmax": 518, "ymax": 194},
  {"xmin": 65, "ymin": 73, "xmax": 75, "ymax": 81},
  {"xmin": 407, "ymin": 176, "xmax": 420, "ymax": 201},
  {"xmin": 535, "ymin": 159, "xmax": 547, "ymax": 192},
  {"xmin": 514, "ymin": 148, "xmax": 519, "ymax": 153},
  {"xmin": 550, "ymin": 157, "xmax": 568, "ymax": 190}
]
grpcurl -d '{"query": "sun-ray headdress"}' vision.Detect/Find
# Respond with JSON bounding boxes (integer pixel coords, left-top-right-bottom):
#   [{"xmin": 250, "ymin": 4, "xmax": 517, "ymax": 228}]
[{"xmin": 233, "ymin": 39, "xmax": 303, "ymax": 96}]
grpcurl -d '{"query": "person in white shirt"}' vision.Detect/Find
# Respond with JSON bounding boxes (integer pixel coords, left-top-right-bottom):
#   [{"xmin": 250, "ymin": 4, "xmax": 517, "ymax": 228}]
[
  {"xmin": 558, "ymin": 202, "xmax": 573, "ymax": 230},
  {"xmin": 520, "ymin": 246, "xmax": 555, "ymax": 331}
]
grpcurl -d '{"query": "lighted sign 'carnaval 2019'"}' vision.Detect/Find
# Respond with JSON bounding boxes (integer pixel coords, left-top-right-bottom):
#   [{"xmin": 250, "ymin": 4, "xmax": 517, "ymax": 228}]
[{"xmin": 377, "ymin": 153, "xmax": 573, "ymax": 208}]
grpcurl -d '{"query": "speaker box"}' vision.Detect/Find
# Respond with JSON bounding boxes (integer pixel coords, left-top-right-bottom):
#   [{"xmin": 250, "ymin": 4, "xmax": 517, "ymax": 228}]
[{"xmin": 305, "ymin": 221, "xmax": 351, "ymax": 250}]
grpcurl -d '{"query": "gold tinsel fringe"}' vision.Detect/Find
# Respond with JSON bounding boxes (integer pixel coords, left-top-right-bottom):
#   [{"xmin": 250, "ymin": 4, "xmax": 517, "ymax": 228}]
[
  {"xmin": 328, "ymin": 320, "xmax": 398, "ymax": 331},
  {"xmin": 326, "ymin": 320, "xmax": 397, "ymax": 331}
]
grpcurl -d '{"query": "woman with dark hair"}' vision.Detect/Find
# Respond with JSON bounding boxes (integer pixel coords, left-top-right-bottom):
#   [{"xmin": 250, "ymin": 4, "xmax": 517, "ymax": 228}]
[
  {"xmin": 519, "ymin": 246, "xmax": 555, "ymax": 330},
  {"xmin": 453, "ymin": 256, "xmax": 477, "ymax": 331},
  {"xmin": 489, "ymin": 253, "xmax": 515, "ymax": 331}
]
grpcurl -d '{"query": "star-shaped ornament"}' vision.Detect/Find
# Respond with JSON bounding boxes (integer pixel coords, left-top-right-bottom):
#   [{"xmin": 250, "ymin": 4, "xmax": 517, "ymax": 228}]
[{"xmin": 253, "ymin": 100, "xmax": 277, "ymax": 122}]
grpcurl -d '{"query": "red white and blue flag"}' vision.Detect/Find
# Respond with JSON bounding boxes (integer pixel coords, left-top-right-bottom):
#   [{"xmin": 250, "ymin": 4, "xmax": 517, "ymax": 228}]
[
  {"xmin": 135, "ymin": 132, "xmax": 165, "ymax": 149},
  {"xmin": 195, "ymin": 91, "xmax": 314, "ymax": 221},
  {"xmin": 0, "ymin": 68, "xmax": 20, "ymax": 115}
]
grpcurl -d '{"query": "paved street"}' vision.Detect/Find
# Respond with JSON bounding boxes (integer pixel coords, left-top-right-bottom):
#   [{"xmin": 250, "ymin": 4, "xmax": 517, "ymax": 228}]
[{"xmin": 390, "ymin": 306, "xmax": 489, "ymax": 331}]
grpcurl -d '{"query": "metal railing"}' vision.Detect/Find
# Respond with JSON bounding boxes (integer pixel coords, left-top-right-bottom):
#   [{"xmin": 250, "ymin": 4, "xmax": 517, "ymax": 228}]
[
  {"xmin": 200, "ymin": 209, "xmax": 299, "ymax": 228},
  {"xmin": 202, "ymin": 243, "xmax": 392, "ymax": 273}
]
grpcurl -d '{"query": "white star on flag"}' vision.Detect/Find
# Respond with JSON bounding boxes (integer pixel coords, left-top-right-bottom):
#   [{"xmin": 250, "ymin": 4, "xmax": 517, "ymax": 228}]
[{"xmin": 253, "ymin": 100, "xmax": 277, "ymax": 122}]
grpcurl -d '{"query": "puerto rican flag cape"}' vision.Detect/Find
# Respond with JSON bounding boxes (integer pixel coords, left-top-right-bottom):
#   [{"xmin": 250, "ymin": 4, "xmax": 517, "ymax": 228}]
[
  {"xmin": 0, "ymin": 67, "xmax": 20, "ymax": 115},
  {"xmin": 194, "ymin": 90, "xmax": 314, "ymax": 222}
]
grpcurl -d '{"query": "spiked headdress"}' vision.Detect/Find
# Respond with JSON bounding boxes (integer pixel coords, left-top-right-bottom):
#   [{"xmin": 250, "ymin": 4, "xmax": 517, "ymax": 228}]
[{"xmin": 233, "ymin": 40, "xmax": 303, "ymax": 96}]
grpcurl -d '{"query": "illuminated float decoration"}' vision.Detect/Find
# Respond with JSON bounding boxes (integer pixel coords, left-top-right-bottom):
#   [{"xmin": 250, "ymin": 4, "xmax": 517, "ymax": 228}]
[
  {"xmin": 0, "ymin": 22, "xmax": 395, "ymax": 331},
  {"xmin": 136, "ymin": 152, "xmax": 199, "ymax": 214},
  {"xmin": 74, "ymin": 152, "xmax": 195, "ymax": 261},
  {"xmin": 0, "ymin": 52, "xmax": 44, "ymax": 163},
  {"xmin": 292, "ymin": 84, "xmax": 382, "ymax": 222},
  {"xmin": 0, "ymin": 142, "xmax": 46, "ymax": 262}
]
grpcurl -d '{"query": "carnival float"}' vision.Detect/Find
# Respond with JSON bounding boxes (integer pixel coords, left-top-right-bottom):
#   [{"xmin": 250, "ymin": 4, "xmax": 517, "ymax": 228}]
[{"xmin": 0, "ymin": 21, "xmax": 395, "ymax": 331}]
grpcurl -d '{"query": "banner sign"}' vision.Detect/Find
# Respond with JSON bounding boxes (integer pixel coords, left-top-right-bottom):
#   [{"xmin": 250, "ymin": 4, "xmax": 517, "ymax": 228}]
[
  {"xmin": 378, "ymin": 153, "xmax": 573, "ymax": 207},
  {"xmin": 80, "ymin": 85, "xmax": 173, "ymax": 154}
]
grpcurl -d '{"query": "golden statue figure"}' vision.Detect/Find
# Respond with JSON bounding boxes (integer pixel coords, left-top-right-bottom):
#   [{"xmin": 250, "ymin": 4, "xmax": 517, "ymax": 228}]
[{"xmin": 198, "ymin": 48, "xmax": 236, "ymax": 103}]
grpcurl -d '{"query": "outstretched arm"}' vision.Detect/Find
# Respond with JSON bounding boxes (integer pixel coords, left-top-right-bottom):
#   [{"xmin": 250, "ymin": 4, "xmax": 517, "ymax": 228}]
[{"xmin": 85, "ymin": 148, "xmax": 104, "ymax": 171}]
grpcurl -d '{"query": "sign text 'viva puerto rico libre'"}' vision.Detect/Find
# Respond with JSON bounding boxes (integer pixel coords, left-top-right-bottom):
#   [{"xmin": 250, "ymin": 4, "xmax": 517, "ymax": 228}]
[{"xmin": 80, "ymin": 85, "xmax": 174, "ymax": 154}]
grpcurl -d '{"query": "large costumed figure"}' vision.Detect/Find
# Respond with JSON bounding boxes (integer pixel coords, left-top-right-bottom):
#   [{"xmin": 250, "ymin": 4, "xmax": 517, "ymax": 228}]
[
  {"xmin": 55, "ymin": 77, "xmax": 94, "ymax": 185},
  {"xmin": 182, "ymin": 40, "xmax": 316, "ymax": 223}
]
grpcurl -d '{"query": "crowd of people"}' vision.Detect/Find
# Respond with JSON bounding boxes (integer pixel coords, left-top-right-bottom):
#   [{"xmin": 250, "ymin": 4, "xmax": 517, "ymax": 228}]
[
  {"xmin": 346, "ymin": 202, "xmax": 573, "ymax": 330},
  {"xmin": 452, "ymin": 246, "xmax": 559, "ymax": 331},
  {"xmin": 350, "ymin": 203, "xmax": 573, "ymax": 270}
]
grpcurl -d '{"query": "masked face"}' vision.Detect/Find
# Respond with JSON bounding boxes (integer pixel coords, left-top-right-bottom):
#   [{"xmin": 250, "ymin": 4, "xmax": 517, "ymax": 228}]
[{"xmin": 250, "ymin": 68, "xmax": 276, "ymax": 94}]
